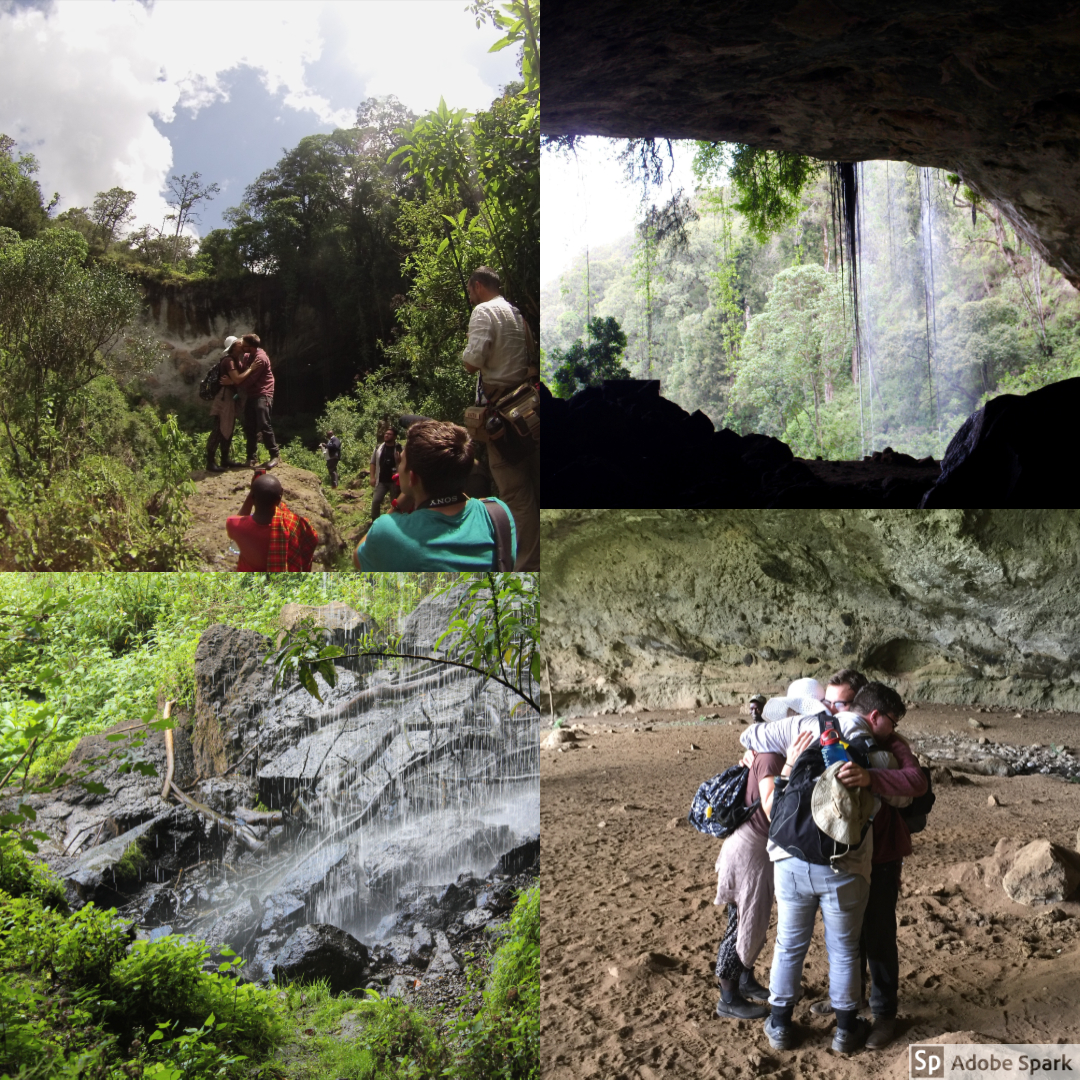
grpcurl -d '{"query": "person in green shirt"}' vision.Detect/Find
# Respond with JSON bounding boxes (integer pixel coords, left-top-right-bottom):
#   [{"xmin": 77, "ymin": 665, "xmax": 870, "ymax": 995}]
[{"xmin": 354, "ymin": 419, "xmax": 516, "ymax": 571}]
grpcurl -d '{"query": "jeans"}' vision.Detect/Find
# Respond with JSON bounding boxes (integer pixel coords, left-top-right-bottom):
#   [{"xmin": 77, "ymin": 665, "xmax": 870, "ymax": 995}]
[
  {"xmin": 371, "ymin": 480, "xmax": 399, "ymax": 519},
  {"xmin": 861, "ymin": 859, "xmax": 902, "ymax": 1018},
  {"xmin": 769, "ymin": 858, "xmax": 870, "ymax": 1012},
  {"xmin": 244, "ymin": 395, "xmax": 279, "ymax": 460}
]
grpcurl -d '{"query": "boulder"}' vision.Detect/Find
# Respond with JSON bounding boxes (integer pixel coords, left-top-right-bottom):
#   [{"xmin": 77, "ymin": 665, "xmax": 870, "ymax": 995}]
[
  {"xmin": 273, "ymin": 923, "xmax": 370, "ymax": 995},
  {"xmin": 921, "ymin": 379, "xmax": 1080, "ymax": 508},
  {"xmin": 1002, "ymin": 840, "xmax": 1080, "ymax": 905},
  {"xmin": 409, "ymin": 928, "xmax": 435, "ymax": 967},
  {"xmin": 422, "ymin": 931, "xmax": 462, "ymax": 982},
  {"xmin": 493, "ymin": 834, "xmax": 540, "ymax": 876},
  {"xmin": 435, "ymin": 882, "xmax": 474, "ymax": 913}
]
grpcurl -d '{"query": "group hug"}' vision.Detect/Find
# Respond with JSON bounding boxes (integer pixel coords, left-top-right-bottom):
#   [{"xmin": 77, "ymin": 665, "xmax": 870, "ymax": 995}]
[{"xmin": 691, "ymin": 670, "xmax": 934, "ymax": 1055}]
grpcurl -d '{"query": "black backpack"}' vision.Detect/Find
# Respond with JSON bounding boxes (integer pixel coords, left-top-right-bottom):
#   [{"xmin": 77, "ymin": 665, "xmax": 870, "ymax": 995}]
[
  {"xmin": 898, "ymin": 766, "xmax": 935, "ymax": 833},
  {"xmin": 199, "ymin": 360, "xmax": 223, "ymax": 401},
  {"xmin": 768, "ymin": 715, "xmax": 877, "ymax": 865},
  {"xmin": 688, "ymin": 765, "xmax": 760, "ymax": 838}
]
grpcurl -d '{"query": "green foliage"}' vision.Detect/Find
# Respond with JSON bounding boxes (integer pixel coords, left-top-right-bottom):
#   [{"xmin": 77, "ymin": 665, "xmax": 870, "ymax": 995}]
[
  {"xmin": 0, "ymin": 834, "xmax": 66, "ymax": 906},
  {"xmin": 275, "ymin": 572, "xmax": 539, "ymax": 711},
  {"xmin": 0, "ymin": 227, "xmax": 161, "ymax": 477},
  {"xmin": 548, "ymin": 316, "xmax": 629, "ymax": 397},
  {"xmin": 0, "ymin": 889, "xmax": 284, "ymax": 1079},
  {"xmin": 449, "ymin": 886, "xmax": 539, "ymax": 1080},
  {"xmin": 546, "ymin": 145, "xmax": 1080, "ymax": 459},
  {"xmin": 0, "ymin": 135, "xmax": 50, "ymax": 240},
  {"xmin": 388, "ymin": 85, "xmax": 539, "ymax": 412},
  {"xmin": 733, "ymin": 264, "xmax": 852, "ymax": 454},
  {"xmin": 694, "ymin": 143, "xmax": 823, "ymax": 243}
]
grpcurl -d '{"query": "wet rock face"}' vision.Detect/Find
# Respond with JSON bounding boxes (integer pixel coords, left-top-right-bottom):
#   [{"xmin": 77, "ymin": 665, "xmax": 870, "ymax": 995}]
[
  {"xmin": 546, "ymin": 2, "xmax": 1080, "ymax": 288},
  {"xmin": 541, "ymin": 509, "xmax": 1080, "ymax": 713},
  {"xmin": 273, "ymin": 923, "xmax": 371, "ymax": 996}
]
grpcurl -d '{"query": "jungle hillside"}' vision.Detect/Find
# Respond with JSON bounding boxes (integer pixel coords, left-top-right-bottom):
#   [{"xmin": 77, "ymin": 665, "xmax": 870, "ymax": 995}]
[
  {"xmin": 541, "ymin": 140, "xmax": 1080, "ymax": 462},
  {"xmin": 0, "ymin": 1, "xmax": 538, "ymax": 570}
]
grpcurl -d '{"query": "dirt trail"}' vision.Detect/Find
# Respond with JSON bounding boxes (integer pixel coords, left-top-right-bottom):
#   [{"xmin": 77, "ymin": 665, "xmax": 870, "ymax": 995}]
[
  {"xmin": 185, "ymin": 463, "xmax": 343, "ymax": 570},
  {"xmin": 541, "ymin": 702, "xmax": 1080, "ymax": 1080}
]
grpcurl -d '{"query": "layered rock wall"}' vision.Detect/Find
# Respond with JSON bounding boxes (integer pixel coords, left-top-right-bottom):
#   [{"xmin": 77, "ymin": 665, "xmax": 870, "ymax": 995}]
[{"xmin": 541, "ymin": 509, "xmax": 1080, "ymax": 714}]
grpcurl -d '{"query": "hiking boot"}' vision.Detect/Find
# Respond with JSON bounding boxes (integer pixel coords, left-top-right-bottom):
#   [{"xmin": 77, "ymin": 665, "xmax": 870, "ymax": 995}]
[
  {"xmin": 739, "ymin": 968, "xmax": 770, "ymax": 1002},
  {"xmin": 831, "ymin": 1017, "xmax": 871, "ymax": 1054},
  {"xmin": 265, "ymin": 456, "xmax": 281, "ymax": 469},
  {"xmin": 810, "ymin": 997, "xmax": 868, "ymax": 1017},
  {"xmin": 206, "ymin": 463, "xmax": 225, "ymax": 473},
  {"xmin": 763, "ymin": 1014, "xmax": 797, "ymax": 1051},
  {"xmin": 716, "ymin": 992, "xmax": 768, "ymax": 1020},
  {"xmin": 864, "ymin": 1017, "xmax": 896, "ymax": 1049},
  {"xmin": 246, "ymin": 458, "xmax": 260, "ymax": 469}
]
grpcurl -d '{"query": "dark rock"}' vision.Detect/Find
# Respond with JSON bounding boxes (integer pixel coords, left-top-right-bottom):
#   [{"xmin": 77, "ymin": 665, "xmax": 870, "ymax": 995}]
[
  {"xmin": 462, "ymin": 907, "xmax": 496, "ymax": 930},
  {"xmin": 477, "ymin": 883, "xmax": 516, "ymax": 914},
  {"xmin": 273, "ymin": 923, "xmax": 370, "ymax": 995},
  {"xmin": 920, "ymin": 380, "xmax": 1080, "ymax": 507},
  {"xmin": 204, "ymin": 901, "xmax": 262, "ymax": 959},
  {"xmin": 423, "ymin": 930, "xmax": 462, "ymax": 982},
  {"xmin": 409, "ymin": 928, "xmax": 435, "ymax": 967},
  {"xmin": 384, "ymin": 936, "xmax": 414, "ymax": 966},
  {"xmin": 435, "ymin": 882, "xmax": 474, "ymax": 913},
  {"xmin": 493, "ymin": 834, "xmax": 540, "ymax": 876}
]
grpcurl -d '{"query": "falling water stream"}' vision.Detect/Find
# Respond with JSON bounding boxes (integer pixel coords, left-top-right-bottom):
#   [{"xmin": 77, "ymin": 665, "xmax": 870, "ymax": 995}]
[{"xmin": 200, "ymin": 583, "xmax": 540, "ymax": 946}]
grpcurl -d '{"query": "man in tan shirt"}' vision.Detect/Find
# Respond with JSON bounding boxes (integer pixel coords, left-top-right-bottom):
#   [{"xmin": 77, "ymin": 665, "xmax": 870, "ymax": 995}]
[{"xmin": 462, "ymin": 266, "xmax": 538, "ymax": 570}]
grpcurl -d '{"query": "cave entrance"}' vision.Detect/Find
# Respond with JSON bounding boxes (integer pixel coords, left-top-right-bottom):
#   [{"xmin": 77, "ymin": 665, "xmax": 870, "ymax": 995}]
[
  {"xmin": 542, "ymin": 4, "xmax": 1080, "ymax": 506},
  {"xmin": 541, "ymin": 140, "xmax": 1068, "ymax": 463}
]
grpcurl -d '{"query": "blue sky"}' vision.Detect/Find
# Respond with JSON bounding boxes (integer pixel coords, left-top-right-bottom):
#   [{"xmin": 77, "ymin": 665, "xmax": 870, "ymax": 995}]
[{"xmin": 0, "ymin": 0, "xmax": 520, "ymax": 236}]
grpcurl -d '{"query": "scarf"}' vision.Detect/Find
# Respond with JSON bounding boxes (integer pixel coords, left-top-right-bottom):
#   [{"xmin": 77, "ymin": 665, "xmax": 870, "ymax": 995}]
[{"xmin": 266, "ymin": 502, "xmax": 318, "ymax": 572}]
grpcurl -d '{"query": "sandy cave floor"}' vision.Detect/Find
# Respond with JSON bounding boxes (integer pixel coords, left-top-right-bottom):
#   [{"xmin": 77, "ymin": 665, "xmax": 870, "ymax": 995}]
[{"xmin": 540, "ymin": 702, "xmax": 1080, "ymax": 1080}]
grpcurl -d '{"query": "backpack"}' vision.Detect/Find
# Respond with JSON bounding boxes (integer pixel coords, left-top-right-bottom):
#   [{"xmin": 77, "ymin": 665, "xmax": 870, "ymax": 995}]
[
  {"xmin": 326, "ymin": 436, "xmax": 341, "ymax": 459},
  {"xmin": 898, "ymin": 766, "xmax": 935, "ymax": 833},
  {"xmin": 688, "ymin": 765, "xmax": 760, "ymax": 838},
  {"xmin": 199, "ymin": 360, "xmax": 223, "ymax": 401},
  {"xmin": 768, "ymin": 715, "xmax": 877, "ymax": 865}
]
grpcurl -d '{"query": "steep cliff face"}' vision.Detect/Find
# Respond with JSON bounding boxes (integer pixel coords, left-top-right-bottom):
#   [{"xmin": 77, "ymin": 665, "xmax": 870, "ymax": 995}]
[
  {"xmin": 540, "ymin": 509, "xmax": 1080, "ymax": 714},
  {"xmin": 137, "ymin": 278, "xmax": 323, "ymax": 411}
]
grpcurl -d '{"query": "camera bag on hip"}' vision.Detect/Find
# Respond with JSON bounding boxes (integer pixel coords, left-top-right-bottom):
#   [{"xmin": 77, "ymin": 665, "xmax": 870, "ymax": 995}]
[
  {"xmin": 464, "ymin": 380, "xmax": 540, "ymax": 464},
  {"xmin": 767, "ymin": 715, "xmax": 876, "ymax": 864}
]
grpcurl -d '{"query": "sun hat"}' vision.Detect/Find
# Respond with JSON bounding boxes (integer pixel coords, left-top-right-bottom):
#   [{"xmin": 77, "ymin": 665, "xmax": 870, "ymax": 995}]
[
  {"xmin": 811, "ymin": 761, "xmax": 876, "ymax": 846},
  {"xmin": 220, "ymin": 335, "xmax": 242, "ymax": 356},
  {"xmin": 762, "ymin": 677, "xmax": 828, "ymax": 722}
]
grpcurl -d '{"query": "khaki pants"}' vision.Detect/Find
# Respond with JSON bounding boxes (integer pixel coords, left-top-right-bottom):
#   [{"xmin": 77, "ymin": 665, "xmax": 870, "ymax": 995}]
[{"xmin": 487, "ymin": 439, "xmax": 540, "ymax": 570}]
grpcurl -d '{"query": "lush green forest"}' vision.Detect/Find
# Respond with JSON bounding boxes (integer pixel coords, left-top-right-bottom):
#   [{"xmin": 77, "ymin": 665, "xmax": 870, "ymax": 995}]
[
  {"xmin": 541, "ymin": 145, "xmax": 1080, "ymax": 460},
  {"xmin": 0, "ymin": 572, "xmax": 539, "ymax": 1080},
  {"xmin": 0, "ymin": 0, "xmax": 538, "ymax": 570}
]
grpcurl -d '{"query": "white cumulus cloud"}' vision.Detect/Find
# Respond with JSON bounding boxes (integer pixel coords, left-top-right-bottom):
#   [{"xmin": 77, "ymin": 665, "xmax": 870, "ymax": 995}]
[{"xmin": 0, "ymin": 0, "xmax": 514, "ymax": 234}]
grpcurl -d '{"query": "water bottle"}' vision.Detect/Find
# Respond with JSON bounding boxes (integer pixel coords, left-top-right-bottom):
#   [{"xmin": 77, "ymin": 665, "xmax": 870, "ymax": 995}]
[{"xmin": 820, "ymin": 727, "xmax": 850, "ymax": 768}]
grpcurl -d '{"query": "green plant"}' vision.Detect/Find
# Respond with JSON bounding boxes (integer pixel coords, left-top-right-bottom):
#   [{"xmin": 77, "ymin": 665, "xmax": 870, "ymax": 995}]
[
  {"xmin": 0, "ymin": 834, "xmax": 66, "ymax": 906},
  {"xmin": 448, "ymin": 886, "xmax": 539, "ymax": 1080}
]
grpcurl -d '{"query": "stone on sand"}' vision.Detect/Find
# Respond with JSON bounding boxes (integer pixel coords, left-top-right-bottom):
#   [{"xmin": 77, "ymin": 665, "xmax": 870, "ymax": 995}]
[{"xmin": 1002, "ymin": 840, "xmax": 1080, "ymax": 906}]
